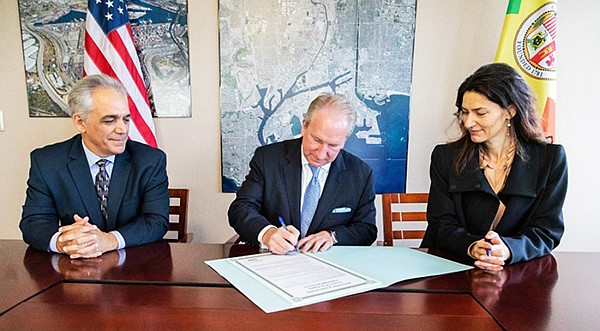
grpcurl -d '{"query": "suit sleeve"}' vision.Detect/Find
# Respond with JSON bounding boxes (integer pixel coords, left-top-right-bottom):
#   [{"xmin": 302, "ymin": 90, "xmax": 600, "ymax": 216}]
[
  {"xmin": 502, "ymin": 145, "xmax": 567, "ymax": 263},
  {"xmin": 329, "ymin": 168, "xmax": 377, "ymax": 246},
  {"xmin": 20, "ymin": 151, "xmax": 61, "ymax": 251},
  {"xmin": 115, "ymin": 152, "xmax": 170, "ymax": 247},
  {"xmin": 228, "ymin": 148, "xmax": 272, "ymax": 244},
  {"xmin": 421, "ymin": 145, "xmax": 481, "ymax": 260}
]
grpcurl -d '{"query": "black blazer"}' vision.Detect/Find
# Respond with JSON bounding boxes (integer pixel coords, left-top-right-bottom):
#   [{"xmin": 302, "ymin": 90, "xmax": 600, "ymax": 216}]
[
  {"xmin": 228, "ymin": 138, "xmax": 377, "ymax": 246},
  {"xmin": 20, "ymin": 135, "xmax": 170, "ymax": 251},
  {"xmin": 421, "ymin": 142, "xmax": 568, "ymax": 264}
]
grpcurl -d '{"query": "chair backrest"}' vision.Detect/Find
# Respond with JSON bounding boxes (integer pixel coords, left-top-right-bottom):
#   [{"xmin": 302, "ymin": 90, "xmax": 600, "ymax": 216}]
[
  {"xmin": 165, "ymin": 188, "xmax": 191, "ymax": 243},
  {"xmin": 382, "ymin": 193, "xmax": 429, "ymax": 247}
]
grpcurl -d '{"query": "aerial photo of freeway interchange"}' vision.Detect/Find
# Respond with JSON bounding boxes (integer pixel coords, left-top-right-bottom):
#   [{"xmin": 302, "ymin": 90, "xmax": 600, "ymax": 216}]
[{"xmin": 18, "ymin": 0, "xmax": 190, "ymax": 117}]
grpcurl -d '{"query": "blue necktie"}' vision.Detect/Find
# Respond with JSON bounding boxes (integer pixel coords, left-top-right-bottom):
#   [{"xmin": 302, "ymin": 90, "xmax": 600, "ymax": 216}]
[
  {"xmin": 95, "ymin": 159, "xmax": 110, "ymax": 223},
  {"xmin": 301, "ymin": 165, "xmax": 320, "ymax": 238}
]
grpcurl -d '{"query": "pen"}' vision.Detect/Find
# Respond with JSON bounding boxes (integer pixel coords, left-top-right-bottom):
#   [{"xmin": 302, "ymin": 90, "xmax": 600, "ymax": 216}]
[
  {"xmin": 484, "ymin": 238, "xmax": 492, "ymax": 256},
  {"xmin": 278, "ymin": 216, "xmax": 299, "ymax": 253},
  {"xmin": 277, "ymin": 216, "xmax": 287, "ymax": 228}
]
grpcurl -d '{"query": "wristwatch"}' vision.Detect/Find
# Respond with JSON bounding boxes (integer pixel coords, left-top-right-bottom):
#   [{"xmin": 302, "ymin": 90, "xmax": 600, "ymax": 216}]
[{"xmin": 328, "ymin": 230, "xmax": 339, "ymax": 245}]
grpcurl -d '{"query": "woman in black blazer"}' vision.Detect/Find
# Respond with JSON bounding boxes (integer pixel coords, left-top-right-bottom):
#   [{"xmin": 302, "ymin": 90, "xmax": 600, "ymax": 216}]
[{"xmin": 421, "ymin": 63, "xmax": 568, "ymax": 271}]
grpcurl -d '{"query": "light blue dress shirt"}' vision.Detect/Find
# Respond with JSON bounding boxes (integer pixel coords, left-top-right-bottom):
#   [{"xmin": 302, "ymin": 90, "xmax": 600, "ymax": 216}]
[{"xmin": 49, "ymin": 140, "xmax": 126, "ymax": 252}]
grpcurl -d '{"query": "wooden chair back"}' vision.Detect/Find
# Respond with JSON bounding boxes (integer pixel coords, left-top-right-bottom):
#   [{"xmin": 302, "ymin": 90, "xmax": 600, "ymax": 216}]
[
  {"xmin": 382, "ymin": 193, "xmax": 429, "ymax": 247},
  {"xmin": 165, "ymin": 188, "xmax": 192, "ymax": 243}
]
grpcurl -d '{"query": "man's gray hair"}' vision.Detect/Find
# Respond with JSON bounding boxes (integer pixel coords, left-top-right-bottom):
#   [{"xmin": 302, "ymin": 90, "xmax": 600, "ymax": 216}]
[
  {"xmin": 67, "ymin": 74, "xmax": 127, "ymax": 120},
  {"xmin": 304, "ymin": 93, "xmax": 356, "ymax": 137}
]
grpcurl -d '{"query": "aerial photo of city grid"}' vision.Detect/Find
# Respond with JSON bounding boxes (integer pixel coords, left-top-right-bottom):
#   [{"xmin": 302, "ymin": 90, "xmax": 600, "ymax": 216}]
[
  {"xmin": 18, "ymin": 0, "xmax": 190, "ymax": 117},
  {"xmin": 219, "ymin": 0, "xmax": 416, "ymax": 193}
]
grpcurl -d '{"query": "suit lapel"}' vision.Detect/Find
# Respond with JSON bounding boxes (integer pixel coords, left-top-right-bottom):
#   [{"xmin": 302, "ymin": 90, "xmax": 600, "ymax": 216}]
[
  {"xmin": 67, "ymin": 136, "xmax": 106, "ymax": 230},
  {"xmin": 496, "ymin": 144, "xmax": 540, "ymax": 232},
  {"xmin": 449, "ymin": 149, "xmax": 496, "ymax": 197},
  {"xmin": 283, "ymin": 140, "xmax": 302, "ymax": 229},
  {"xmin": 307, "ymin": 152, "xmax": 346, "ymax": 234},
  {"xmin": 450, "ymin": 145, "xmax": 539, "ymax": 198},
  {"xmin": 107, "ymin": 148, "xmax": 131, "ymax": 230},
  {"xmin": 501, "ymin": 145, "xmax": 538, "ymax": 198}
]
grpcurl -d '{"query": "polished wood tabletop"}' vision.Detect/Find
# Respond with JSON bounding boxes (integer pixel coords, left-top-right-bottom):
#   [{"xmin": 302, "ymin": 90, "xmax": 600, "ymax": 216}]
[
  {"xmin": 1, "ymin": 239, "xmax": 599, "ymax": 330},
  {"xmin": 1, "ymin": 284, "xmax": 499, "ymax": 330},
  {"xmin": 0, "ymin": 240, "xmax": 63, "ymax": 315}
]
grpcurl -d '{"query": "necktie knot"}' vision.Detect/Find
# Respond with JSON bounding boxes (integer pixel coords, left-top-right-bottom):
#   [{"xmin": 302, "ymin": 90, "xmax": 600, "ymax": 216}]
[
  {"xmin": 97, "ymin": 159, "xmax": 107, "ymax": 169},
  {"xmin": 309, "ymin": 165, "xmax": 320, "ymax": 179}
]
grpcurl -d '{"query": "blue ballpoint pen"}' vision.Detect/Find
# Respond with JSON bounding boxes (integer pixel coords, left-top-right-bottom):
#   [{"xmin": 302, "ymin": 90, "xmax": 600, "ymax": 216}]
[
  {"xmin": 277, "ymin": 216, "xmax": 286, "ymax": 228},
  {"xmin": 485, "ymin": 238, "xmax": 492, "ymax": 256},
  {"xmin": 278, "ymin": 216, "xmax": 299, "ymax": 252}
]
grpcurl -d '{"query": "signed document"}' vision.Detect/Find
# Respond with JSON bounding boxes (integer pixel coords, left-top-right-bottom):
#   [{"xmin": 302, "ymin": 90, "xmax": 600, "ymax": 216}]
[
  {"xmin": 232, "ymin": 253, "xmax": 380, "ymax": 304},
  {"xmin": 206, "ymin": 247, "xmax": 471, "ymax": 313}
]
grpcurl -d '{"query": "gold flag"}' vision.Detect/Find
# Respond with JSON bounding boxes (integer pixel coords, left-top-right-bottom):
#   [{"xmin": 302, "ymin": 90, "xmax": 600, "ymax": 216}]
[{"xmin": 495, "ymin": 0, "xmax": 557, "ymax": 141}]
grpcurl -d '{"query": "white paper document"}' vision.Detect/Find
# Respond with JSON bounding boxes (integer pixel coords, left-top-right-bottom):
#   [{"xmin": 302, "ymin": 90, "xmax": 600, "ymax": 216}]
[
  {"xmin": 231, "ymin": 253, "xmax": 381, "ymax": 305},
  {"xmin": 206, "ymin": 246, "xmax": 472, "ymax": 313}
]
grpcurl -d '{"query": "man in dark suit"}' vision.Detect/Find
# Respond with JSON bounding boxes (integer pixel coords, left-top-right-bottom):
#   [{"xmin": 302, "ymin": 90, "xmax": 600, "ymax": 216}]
[
  {"xmin": 228, "ymin": 94, "xmax": 377, "ymax": 255},
  {"xmin": 20, "ymin": 74, "xmax": 169, "ymax": 259}
]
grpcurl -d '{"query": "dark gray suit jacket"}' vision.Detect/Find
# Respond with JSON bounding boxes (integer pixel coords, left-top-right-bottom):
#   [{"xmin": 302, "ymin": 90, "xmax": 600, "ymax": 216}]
[
  {"xmin": 421, "ymin": 142, "xmax": 568, "ymax": 264},
  {"xmin": 228, "ymin": 138, "xmax": 377, "ymax": 246},
  {"xmin": 20, "ymin": 135, "xmax": 169, "ymax": 251}
]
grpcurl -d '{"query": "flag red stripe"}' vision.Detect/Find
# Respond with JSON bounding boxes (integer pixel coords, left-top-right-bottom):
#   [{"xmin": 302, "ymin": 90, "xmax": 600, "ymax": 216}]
[
  {"xmin": 106, "ymin": 28, "xmax": 151, "ymax": 108},
  {"xmin": 84, "ymin": 30, "xmax": 157, "ymax": 146},
  {"xmin": 127, "ymin": 95, "xmax": 158, "ymax": 146},
  {"xmin": 84, "ymin": 1, "xmax": 157, "ymax": 147},
  {"xmin": 105, "ymin": 30, "xmax": 156, "ymax": 146},
  {"xmin": 84, "ymin": 31, "xmax": 116, "ymax": 75}
]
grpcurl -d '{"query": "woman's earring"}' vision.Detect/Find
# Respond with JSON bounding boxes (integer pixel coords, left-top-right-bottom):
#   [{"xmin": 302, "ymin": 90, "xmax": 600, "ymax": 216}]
[{"xmin": 507, "ymin": 120, "xmax": 511, "ymax": 136}]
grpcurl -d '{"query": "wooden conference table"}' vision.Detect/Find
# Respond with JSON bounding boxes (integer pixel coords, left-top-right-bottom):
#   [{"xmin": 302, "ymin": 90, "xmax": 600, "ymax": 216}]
[{"xmin": 1, "ymin": 240, "xmax": 598, "ymax": 330}]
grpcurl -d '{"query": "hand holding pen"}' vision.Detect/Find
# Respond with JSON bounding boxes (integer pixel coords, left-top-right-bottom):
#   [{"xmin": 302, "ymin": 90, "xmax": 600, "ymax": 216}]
[
  {"xmin": 473, "ymin": 231, "xmax": 512, "ymax": 271},
  {"xmin": 485, "ymin": 238, "xmax": 493, "ymax": 256},
  {"xmin": 278, "ymin": 217, "xmax": 300, "ymax": 254},
  {"xmin": 262, "ymin": 216, "xmax": 300, "ymax": 255}
]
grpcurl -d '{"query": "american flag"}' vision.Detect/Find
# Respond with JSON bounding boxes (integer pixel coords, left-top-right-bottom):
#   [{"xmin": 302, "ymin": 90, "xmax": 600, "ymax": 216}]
[{"xmin": 84, "ymin": 0, "xmax": 157, "ymax": 147}]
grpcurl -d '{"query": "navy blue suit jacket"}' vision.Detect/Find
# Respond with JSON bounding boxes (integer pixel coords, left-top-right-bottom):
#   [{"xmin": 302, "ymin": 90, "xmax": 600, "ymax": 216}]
[
  {"xmin": 228, "ymin": 138, "xmax": 377, "ymax": 246},
  {"xmin": 421, "ymin": 142, "xmax": 568, "ymax": 264},
  {"xmin": 20, "ymin": 135, "xmax": 170, "ymax": 251}
]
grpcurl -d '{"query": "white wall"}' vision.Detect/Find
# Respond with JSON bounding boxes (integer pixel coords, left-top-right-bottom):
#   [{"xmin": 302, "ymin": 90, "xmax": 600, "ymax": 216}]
[
  {"xmin": 1, "ymin": 0, "xmax": 598, "ymax": 251},
  {"xmin": 553, "ymin": 0, "xmax": 600, "ymax": 251}
]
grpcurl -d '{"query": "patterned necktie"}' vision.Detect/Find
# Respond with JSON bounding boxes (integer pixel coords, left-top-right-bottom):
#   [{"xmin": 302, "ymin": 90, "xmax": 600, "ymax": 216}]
[
  {"xmin": 301, "ymin": 165, "xmax": 320, "ymax": 238},
  {"xmin": 95, "ymin": 159, "xmax": 110, "ymax": 223}
]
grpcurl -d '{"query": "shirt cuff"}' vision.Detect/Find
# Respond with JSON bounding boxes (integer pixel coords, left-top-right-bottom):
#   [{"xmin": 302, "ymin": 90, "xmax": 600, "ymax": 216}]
[
  {"xmin": 257, "ymin": 225, "xmax": 277, "ymax": 249},
  {"xmin": 49, "ymin": 232, "xmax": 61, "ymax": 253},
  {"xmin": 111, "ymin": 231, "xmax": 126, "ymax": 250}
]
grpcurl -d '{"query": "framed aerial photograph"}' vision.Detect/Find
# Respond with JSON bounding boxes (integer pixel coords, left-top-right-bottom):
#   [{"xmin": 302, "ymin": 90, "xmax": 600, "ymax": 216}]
[
  {"xmin": 219, "ymin": 0, "xmax": 417, "ymax": 193},
  {"xmin": 18, "ymin": 0, "xmax": 191, "ymax": 117}
]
